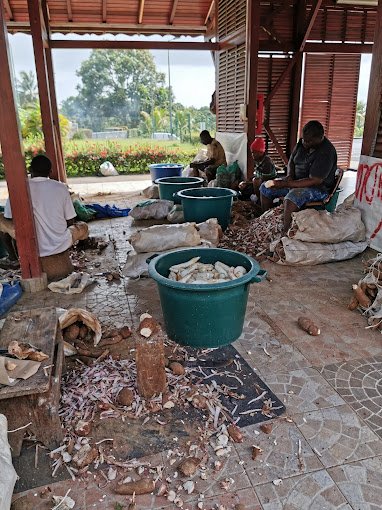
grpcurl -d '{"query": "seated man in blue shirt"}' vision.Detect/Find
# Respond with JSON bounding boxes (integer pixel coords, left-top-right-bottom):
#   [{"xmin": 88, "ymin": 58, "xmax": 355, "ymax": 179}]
[{"xmin": 259, "ymin": 120, "xmax": 337, "ymax": 232}]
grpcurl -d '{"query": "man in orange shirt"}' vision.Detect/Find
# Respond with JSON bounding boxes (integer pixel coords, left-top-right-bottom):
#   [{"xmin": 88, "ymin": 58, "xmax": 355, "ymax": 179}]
[{"xmin": 190, "ymin": 130, "xmax": 227, "ymax": 182}]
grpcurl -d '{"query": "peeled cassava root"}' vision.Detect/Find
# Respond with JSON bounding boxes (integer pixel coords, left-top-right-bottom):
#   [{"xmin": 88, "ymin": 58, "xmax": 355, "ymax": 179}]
[
  {"xmin": 352, "ymin": 284, "xmax": 371, "ymax": 308},
  {"xmin": 348, "ymin": 295, "xmax": 359, "ymax": 311},
  {"xmin": 297, "ymin": 317, "xmax": 320, "ymax": 336},
  {"xmin": 114, "ymin": 478, "xmax": 155, "ymax": 495}
]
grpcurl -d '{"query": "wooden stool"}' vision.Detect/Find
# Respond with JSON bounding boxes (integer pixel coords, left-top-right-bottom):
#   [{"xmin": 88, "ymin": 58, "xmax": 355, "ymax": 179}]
[
  {"xmin": 40, "ymin": 249, "xmax": 74, "ymax": 281},
  {"xmin": 0, "ymin": 308, "xmax": 64, "ymax": 456}
]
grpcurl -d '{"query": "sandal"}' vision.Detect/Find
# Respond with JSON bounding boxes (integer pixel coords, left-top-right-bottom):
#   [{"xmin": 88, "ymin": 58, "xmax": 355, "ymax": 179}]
[{"xmin": 0, "ymin": 257, "xmax": 20, "ymax": 270}]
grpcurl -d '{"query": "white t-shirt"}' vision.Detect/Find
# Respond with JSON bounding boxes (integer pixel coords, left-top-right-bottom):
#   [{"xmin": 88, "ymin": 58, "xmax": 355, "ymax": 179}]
[{"xmin": 4, "ymin": 177, "xmax": 76, "ymax": 257}]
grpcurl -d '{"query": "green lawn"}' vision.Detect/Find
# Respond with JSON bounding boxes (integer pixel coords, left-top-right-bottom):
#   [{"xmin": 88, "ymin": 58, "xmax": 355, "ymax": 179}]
[{"xmin": 64, "ymin": 138, "xmax": 197, "ymax": 153}]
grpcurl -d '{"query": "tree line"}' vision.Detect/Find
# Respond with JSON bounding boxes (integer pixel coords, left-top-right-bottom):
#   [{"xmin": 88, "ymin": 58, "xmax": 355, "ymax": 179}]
[{"xmin": 15, "ymin": 49, "xmax": 215, "ymax": 141}]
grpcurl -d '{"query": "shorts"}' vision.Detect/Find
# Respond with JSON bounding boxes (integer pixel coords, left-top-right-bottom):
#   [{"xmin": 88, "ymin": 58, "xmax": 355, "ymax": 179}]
[{"xmin": 259, "ymin": 184, "xmax": 329, "ymax": 209}]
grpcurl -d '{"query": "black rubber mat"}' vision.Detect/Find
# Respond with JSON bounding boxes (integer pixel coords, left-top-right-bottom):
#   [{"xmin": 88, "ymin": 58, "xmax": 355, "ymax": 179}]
[{"xmin": 184, "ymin": 344, "xmax": 286, "ymax": 427}]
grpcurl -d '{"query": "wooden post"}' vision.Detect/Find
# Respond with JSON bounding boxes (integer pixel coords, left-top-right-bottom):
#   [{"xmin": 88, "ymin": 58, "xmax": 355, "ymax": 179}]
[
  {"xmin": 27, "ymin": 0, "xmax": 61, "ymax": 181},
  {"xmin": 245, "ymin": 0, "xmax": 261, "ymax": 178},
  {"xmin": 288, "ymin": 0, "xmax": 306, "ymax": 156},
  {"xmin": 361, "ymin": 0, "xmax": 382, "ymax": 156},
  {"xmin": 41, "ymin": 0, "xmax": 66, "ymax": 182},
  {"xmin": 44, "ymin": 46, "xmax": 66, "ymax": 182},
  {"xmin": 0, "ymin": 2, "xmax": 42, "ymax": 279}
]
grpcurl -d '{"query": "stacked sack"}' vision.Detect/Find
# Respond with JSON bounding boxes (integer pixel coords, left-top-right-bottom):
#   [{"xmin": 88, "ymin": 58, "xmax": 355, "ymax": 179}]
[
  {"xmin": 123, "ymin": 220, "xmax": 222, "ymax": 278},
  {"xmin": 271, "ymin": 197, "xmax": 368, "ymax": 265}
]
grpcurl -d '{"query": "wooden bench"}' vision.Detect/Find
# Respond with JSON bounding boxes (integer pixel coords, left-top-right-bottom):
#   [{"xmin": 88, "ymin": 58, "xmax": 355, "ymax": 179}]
[{"xmin": 0, "ymin": 307, "xmax": 64, "ymax": 456}]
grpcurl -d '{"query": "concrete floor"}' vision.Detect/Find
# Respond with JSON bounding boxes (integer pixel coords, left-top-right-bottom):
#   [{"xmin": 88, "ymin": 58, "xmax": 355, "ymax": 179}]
[
  {"xmin": 0, "ymin": 169, "xmax": 357, "ymax": 205},
  {"xmin": 8, "ymin": 183, "xmax": 382, "ymax": 509}
]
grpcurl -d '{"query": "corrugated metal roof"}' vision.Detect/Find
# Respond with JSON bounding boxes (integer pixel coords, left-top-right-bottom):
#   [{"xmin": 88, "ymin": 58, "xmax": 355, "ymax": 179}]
[{"xmin": 4, "ymin": 0, "xmax": 215, "ymax": 35}]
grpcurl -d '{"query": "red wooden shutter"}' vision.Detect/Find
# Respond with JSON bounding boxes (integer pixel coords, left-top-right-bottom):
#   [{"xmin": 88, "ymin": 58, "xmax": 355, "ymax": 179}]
[
  {"xmin": 301, "ymin": 53, "xmax": 361, "ymax": 167},
  {"xmin": 216, "ymin": 0, "xmax": 246, "ymax": 132},
  {"xmin": 217, "ymin": 43, "xmax": 246, "ymax": 132},
  {"xmin": 257, "ymin": 55, "xmax": 294, "ymax": 167}
]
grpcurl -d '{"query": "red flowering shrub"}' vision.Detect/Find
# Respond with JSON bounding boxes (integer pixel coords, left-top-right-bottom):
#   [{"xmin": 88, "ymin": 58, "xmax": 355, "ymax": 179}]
[{"xmin": 0, "ymin": 140, "xmax": 195, "ymax": 178}]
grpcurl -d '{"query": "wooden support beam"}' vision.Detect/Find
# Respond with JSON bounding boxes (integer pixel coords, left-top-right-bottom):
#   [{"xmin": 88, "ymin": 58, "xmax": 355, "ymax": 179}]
[
  {"xmin": 302, "ymin": 42, "xmax": 373, "ymax": 54},
  {"xmin": 288, "ymin": 52, "xmax": 303, "ymax": 155},
  {"xmin": 41, "ymin": 0, "xmax": 66, "ymax": 181},
  {"xmin": 7, "ymin": 21, "xmax": 207, "ymax": 35},
  {"xmin": 169, "ymin": 0, "xmax": 178, "ymax": 24},
  {"xmin": 288, "ymin": 0, "xmax": 305, "ymax": 155},
  {"xmin": 260, "ymin": 2, "xmax": 290, "ymax": 37},
  {"xmin": 138, "ymin": 0, "xmax": 145, "ymax": 24},
  {"xmin": 27, "ymin": 0, "xmax": 60, "ymax": 180},
  {"xmin": 264, "ymin": 0, "xmax": 322, "ymax": 109},
  {"xmin": 218, "ymin": 28, "xmax": 246, "ymax": 49},
  {"xmin": 3, "ymin": 0, "xmax": 13, "ymax": 20},
  {"xmin": 264, "ymin": 54, "xmax": 297, "ymax": 108},
  {"xmin": 102, "ymin": 0, "xmax": 107, "ymax": 23},
  {"xmin": 258, "ymin": 41, "xmax": 373, "ymax": 53},
  {"xmin": 264, "ymin": 122, "xmax": 289, "ymax": 165},
  {"xmin": 298, "ymin": 0, "xmax": 322, "ymax": 52},
  {"xmin": 204, "ymin": 0, "xmax": 215, "ymax": 26},
  {"xmin": 51, "ymin": 39, "xmax": 219, "ymax": 50},
  {"xmin": 66, "ymin": 0, "xmax": 73, "ymax": 22},
  {"xmin": 260, "ymin": 24, "xmax": 284, "ymax": 46},
  {"xmin": 362, "ymin": 0, "xmax": 382, "ymax": 156},
  {"xmin": 245, "ymin": 0, "xmax": 261, "ymax": 178},
  {"xmin": 45, "ymin": 47, "xmax": 66, "ymax": 182},
  {"xmin": 0, "ymin": 1, "xmax": 42, "ymax": 279}
]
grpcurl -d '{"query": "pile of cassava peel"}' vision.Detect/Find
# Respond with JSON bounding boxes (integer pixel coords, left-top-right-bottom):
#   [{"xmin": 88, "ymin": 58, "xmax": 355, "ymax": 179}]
[{"xmin": 348, "ymin": 253, "xmax": 382, "ymax": 332}]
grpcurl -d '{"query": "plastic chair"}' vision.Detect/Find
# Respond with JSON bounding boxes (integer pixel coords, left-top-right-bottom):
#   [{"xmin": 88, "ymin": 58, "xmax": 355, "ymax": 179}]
[{"xmin": 304, "ymin": 168, "xmax": 344, "ymax": 212}]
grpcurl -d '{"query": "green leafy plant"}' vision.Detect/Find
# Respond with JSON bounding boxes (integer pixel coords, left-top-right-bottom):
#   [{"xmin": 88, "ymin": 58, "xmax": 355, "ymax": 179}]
[{"xmin": 0, "ymin": 139, "xmax": 195, "ymax": 178}]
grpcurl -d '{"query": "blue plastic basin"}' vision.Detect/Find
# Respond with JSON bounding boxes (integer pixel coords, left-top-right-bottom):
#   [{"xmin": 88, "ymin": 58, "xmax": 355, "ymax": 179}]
[{"xmin": 149, "ymin": 164, "xmax": 183, "ymax": 182}]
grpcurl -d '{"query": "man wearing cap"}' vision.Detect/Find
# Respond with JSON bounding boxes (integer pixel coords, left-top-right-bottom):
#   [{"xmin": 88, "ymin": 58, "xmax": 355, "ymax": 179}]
[
  {"xmin": 259, "ymin": 120, "xmax": 337, "ymax": 232},
  {"xmin": 239, "ymin": 137, "xmax": 276, "ymax": 201}
]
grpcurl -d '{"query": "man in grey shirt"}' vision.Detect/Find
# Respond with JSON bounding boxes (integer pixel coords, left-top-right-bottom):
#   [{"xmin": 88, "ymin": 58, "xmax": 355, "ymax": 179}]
[{"xmin": 260, "ymin": 120, "xmax": 337, "ymax": 232}]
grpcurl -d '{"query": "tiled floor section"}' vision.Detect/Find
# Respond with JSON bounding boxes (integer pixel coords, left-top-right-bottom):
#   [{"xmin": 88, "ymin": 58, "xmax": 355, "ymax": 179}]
[
  {"xmin": 9, "ymin": 204, "xmax": 382, "ymax": 509},
  {"xmin": 320, "ymin": 357, "xmax": 382, "ymax": 438}
]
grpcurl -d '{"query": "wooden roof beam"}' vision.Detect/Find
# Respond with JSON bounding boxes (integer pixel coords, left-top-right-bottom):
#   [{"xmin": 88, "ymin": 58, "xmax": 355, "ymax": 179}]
[
  {"xmin": 138, "ymin": 0, "xmax": 145, "ymax": 24},
  {"xmin": 102, "ymin": 0, "xmax": 107, "ymax": 23},
  {"xmin": 66, "ymin": 0, "xmax": 73, "ymax": 22},
  {"xmin": 51, "ymin": 39, "xmax": 219, "ymax": 50},
  {"xmin": 4, "ymin": 0, "xmax": 14, "ymax": 20},
  {"xmin": 204, "ymin": 0, "xmax": 215, "ymax": 25},
  {"xmin": 169, "ymin": 0, "xmax": 178, "ymax": 24},
  {"xmin": 9, "ymin": 21, "xmax": 207, "ymax": 35}
]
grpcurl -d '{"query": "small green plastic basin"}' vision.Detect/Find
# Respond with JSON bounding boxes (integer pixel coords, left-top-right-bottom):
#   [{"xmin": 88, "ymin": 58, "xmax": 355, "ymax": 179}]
[
  {"xmin": 154, "ymin": 176, "xmax": 205, "ymax": 204},
  {"xmin": 175, "ymin": 187, "xmax": 237, "ymax": 230},
  {"xmin": 148, "ymin": 248, "xmax": 267, "ymax": 348}
]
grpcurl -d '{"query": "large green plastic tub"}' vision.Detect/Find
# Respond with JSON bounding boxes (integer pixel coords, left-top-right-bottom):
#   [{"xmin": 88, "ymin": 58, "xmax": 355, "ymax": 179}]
[
  {"xmin": 148, "ymin": 248, "xmax": 267, "ymax": 348},
  {"xmin": 154, "ymin": 176, "xmax": 205, "ymax": 204},
  {"xmin": 175, "ymin": 187, "xmax": 237, "ymax": 230}
]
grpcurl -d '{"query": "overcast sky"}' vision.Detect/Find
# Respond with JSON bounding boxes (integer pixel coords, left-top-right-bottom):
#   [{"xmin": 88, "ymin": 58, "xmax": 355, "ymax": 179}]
[
  {"xmin": 8, "ymin": 33, "xmax": 371, "ymax": 109},
  {"xmin": 8, "ymin": 34, "xmax": 216, "ymax": 108}
]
